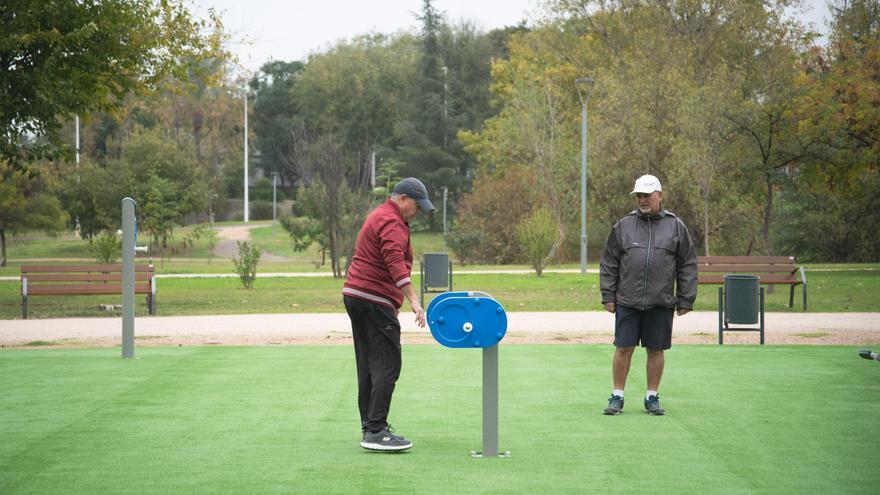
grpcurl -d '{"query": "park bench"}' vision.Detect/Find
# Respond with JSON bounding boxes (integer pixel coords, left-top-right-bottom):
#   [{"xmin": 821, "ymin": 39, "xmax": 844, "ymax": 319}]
[
  {"xmin": 20, "ymin": 264, "xmax": 156, "ymax": 319},
  {"xmin": 696, "ymin": 256, "xmax": 807, "ymax": 310}
]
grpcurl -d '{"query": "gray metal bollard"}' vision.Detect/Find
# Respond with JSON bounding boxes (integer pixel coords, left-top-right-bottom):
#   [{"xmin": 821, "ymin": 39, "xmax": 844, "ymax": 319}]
[{"xmin": 121, "ymin": 198, "xmax": 136, "ymax": 359}]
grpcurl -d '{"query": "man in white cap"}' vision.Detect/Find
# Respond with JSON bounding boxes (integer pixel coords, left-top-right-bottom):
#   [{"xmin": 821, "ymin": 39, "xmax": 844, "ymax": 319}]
[
  {"xmin": 599, "ymin": 174, "xmax": 697, "ymax": 416},
  {"xmin": 343, "ymin": 177, "xmax": 434, "ymax": 451}
]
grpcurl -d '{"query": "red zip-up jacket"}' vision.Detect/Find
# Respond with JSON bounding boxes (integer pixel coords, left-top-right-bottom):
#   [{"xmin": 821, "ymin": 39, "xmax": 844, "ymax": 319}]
[{"xmin": 343, "ymin": 199, "xmax": 413, "ymax": 309}]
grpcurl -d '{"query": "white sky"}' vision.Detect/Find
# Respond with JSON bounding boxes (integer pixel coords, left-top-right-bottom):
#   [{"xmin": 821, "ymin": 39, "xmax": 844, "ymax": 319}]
[{"xmin": 191, "ymin": 0, "xmax": 833, "ymax": 73}]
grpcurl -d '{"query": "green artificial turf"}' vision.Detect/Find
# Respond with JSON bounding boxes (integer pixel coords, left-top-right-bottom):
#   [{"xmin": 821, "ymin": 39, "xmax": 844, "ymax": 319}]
[{"xmin": 1, "ymin": 345, "xmax": 877, "ymax": 493}]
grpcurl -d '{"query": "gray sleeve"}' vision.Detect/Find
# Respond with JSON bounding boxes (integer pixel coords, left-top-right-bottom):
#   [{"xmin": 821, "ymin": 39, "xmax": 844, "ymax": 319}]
[
  {"xmin": 599, "ymin": 223, "xmax": 622, "ymax": 304},
  {"xmin": 675, "ymin": 219, "xmax": 698, "ymax": 309}
]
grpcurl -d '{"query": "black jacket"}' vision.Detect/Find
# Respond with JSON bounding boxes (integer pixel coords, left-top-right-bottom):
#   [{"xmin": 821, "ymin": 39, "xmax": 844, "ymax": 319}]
[{"xmin": 599, "ymin": 209, "xmax": 698, "ymax": 310}]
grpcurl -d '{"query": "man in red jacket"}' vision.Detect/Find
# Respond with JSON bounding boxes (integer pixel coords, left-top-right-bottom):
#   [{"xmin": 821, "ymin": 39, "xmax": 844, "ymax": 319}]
[{"xmin": 343, "ymin": 177, "xmax": 434, "ymax": 452}]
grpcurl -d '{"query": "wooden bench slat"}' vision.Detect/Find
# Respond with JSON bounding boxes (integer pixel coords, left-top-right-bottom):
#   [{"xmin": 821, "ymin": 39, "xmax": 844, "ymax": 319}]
[
  {"xmin": 21, "ymin": 264, "xmax": 154, "ymax": 273},
  {"xmin": 697, "ymin": 264, "xmax": 796, "ymax": 273},
  {"xmin": 697, "ymin": 256, "xmax": 793, "ymax": 264},
  {"xmin": 23, "ymin": 273, "xmax": 153, "ymax": 282},
  {"xmin": 698, "ymin": 274, "xmax": 802, "ymax": 284},
  {"xmin": 28, "ymin": 283, "xmax": 152, "ymax": 295},
  {"xmin": 20, "ymin": 263, "xmax": 157, "ymax": 318}
]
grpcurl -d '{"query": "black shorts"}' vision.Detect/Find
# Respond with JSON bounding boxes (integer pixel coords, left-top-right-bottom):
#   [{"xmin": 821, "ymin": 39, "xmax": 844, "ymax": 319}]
[{"xmin": 614, "ymin": 305, "xmax": 674, "ymax": 350}]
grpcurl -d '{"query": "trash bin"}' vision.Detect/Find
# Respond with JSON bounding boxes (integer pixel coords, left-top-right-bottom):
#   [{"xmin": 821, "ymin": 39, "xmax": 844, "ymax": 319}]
[
  {"xmin": 423, "ymin": 253, "xmax": 449, "ymax": 288},
  {"xmin": 724, "ymin": 274, "xmax": 759, "ymax": 325}
]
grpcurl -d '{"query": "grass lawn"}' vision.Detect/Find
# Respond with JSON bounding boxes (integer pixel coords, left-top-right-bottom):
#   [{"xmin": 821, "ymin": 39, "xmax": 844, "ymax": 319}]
[
  {"xmin": 0, "ymin": 345, "xmax": 877, "ymax": 493},
  {"xmin": 3, "ymin": 270, "xmax": 878, "ymax": 319}
]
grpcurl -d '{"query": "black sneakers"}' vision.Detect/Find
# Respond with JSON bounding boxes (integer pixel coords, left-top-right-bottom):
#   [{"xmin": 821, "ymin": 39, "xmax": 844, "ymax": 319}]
[
  {"xmin": 644, "ymin": 395, "xmax": 666, "ymax": 415},
  {"xmin": 603, "ymin": 395, "xmax": 624, "ymax": 415},
  {"xmin": 360, "ymin": 426, "xmax": 412, "ymax": 452}
]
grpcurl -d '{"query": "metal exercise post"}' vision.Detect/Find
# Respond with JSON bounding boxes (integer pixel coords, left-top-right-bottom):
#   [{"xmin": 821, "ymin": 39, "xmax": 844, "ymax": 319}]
[
  {"xmin": 427, "ymin": 291, "xmax": 509, "ymax": 458},
  {"xmin": 121, "ymin": 198, "xmax": 136, "ymax": 359},
  {"xmin": 482, "ymin": 344, "xmax": 500, "ymax": 457}
]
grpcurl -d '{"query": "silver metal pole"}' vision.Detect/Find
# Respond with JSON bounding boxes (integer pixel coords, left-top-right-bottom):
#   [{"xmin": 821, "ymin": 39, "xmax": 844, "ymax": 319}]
[
  {"xmin": 580, "ymin": 100, "xmax": 587, "ymax": 274},
  {"xmin": 75, "ymin": 115, "xmax": 80, "ymax": 165},
  {"xmin": 244, "ymin": 93, "xmax": 249, "ymax": 223},
  {"xmin": 272, "ymin": 172, "xmax": 277, "ymax": 223},
  {"xmin": 75, "ymin": 115, "xmax": 81, "ymax": 235},
  {"xmin": 575, "ymin": 77, "xmax": 594, "ymax": 275},
  {"xmin": 442, "ymin": 66, "xmax": 448, "ymax": 149},
  {"xmin": 370, "ymin": 151, "xmax": 376, "ymax": 188},
  {"xmin": 482, "ymin": 345, "xmax": 499, "ymax": 457},
  {"xmin": 122, "ymin": 198, "xmax": 136, "ymax": 359},
  {"xmin": 442, "ymin": 187, "xmax": 448, "ymax": 252}
]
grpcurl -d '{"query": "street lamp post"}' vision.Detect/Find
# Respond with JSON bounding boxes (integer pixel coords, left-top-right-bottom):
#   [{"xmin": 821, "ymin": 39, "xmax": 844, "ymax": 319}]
[
  {"xmin": 442, "ymin": 66, "xmax": 448, "ymax": 149},
  {"xmin": 243, "ymin": 91, "xmax": 249, "ymax": 223},
  {"xmin": 272, "ymin": 172, "xmax": 278, "ymax": 223},
  {"xmin": 442, "ymin": 187, "xmax": 448, "ymax": 252},
  {"xmin": 575, "ymin": 77, "xmax": 595, "ymax": 275}
]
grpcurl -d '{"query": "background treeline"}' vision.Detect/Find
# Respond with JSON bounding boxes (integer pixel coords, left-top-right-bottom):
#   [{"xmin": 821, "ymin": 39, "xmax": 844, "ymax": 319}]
[{"xmin": 2, "ymin": 0, "xmax": 877, "ymax": 270}]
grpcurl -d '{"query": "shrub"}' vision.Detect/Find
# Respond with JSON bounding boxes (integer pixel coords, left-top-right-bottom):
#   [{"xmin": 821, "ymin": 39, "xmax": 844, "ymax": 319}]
[
  {"xmin": 232, "ymin": 241, "xmax": 262, "ymax": 289},
  {"xmin": 88, "ymin": 230, "xmax": 121, "ymax": 263},
  {"xmin": 250, "ymin": 200, "xmax": 274, "ymax": 220},
  {"xmin": 516, "ymin": 208, "xmax": 557, "ymax": 277},
  {"xmin": 447, "ymin": 229, "xmax": 484, "ymax": 266}
]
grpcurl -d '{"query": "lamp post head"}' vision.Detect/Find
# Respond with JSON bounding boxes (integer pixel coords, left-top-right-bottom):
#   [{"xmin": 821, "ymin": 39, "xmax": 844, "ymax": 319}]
[{"xmin": 575, "ymin": 76, "xmax": 595, "ymax": 105}]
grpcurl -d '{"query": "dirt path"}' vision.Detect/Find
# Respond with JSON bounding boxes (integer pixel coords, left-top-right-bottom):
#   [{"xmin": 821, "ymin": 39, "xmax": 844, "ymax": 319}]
[
  {"xmin": 2, "ymin": 311, "xmax": 878, "ymax": 348},
  {"xmin": 213, "ymin": 224, "xmax": 291, "ymax": 261}
]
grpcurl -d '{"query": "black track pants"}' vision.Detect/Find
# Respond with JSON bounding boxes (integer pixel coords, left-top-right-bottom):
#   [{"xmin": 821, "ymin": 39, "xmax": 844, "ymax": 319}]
[{"xmin": 343, "ymin": 295, "xmax": 402, "ymax": 433}]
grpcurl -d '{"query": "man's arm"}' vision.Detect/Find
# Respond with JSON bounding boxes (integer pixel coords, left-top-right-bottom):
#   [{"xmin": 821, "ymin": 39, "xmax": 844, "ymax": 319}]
[
  {"xmin": 599, "ymin": 223, "xmax": 622, "ymax": 312},
  {"xmin": 401, "ymin": 284, "xmax": 426, "ymax": 328},
  {"xmin": 375, "ymin": 219, "xmax": 426, "ymax": 328},
  {"xmin": 675, "ymin": 219, "xmax": 698, "ymax": 315}
]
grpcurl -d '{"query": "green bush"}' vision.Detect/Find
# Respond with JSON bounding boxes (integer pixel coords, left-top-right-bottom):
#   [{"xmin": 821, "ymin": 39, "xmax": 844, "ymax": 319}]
[
  {"xmin": 87, "ymin": 231, "xmax": 121, "ymax": 263},
  {"xmin": 516, "ymin": 208, "xmax": 557, "ymax": 277},
  {"xmin": 250, "ymin": 200, "xmax": 275, "ymax": 220},
  {"xmin": 232, "ymin": 241, "xmax": 262, "ymax": 289},
  {"xmin": 447, "ymin": 229, "xmax": 484, "ymax": 265}
]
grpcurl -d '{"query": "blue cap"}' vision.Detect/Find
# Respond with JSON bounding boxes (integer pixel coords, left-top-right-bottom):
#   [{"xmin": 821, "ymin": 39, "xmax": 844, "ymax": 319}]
[{"xmin": 393, "ymin": 177, "xmax": 435, "ymax": 211}]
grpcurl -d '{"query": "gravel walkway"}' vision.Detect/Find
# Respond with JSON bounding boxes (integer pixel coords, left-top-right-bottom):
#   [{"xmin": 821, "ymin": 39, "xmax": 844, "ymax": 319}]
[{"xmin": 2, "ymin": 311, "xmax": 878, "ymax": 348}]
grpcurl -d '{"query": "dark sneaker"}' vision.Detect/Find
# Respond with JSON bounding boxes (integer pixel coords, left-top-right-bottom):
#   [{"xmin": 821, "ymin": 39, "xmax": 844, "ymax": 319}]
[
  {"xmin": 360, "ymin": 427, "xmax": 412, "ymax": 451},
  {"xmin": 644, "ymin": 395, "xmax": 666, "ymax": 415},
  {"xmin": 603, "ymin": 395, "xmax": 624, "ymax": 415},
  {"xmin": 859, "ymin": 350, "xmax": 874, "ymax": 360}
]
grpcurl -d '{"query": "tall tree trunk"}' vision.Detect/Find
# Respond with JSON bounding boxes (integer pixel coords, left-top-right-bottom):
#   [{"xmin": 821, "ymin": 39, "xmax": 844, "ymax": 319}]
[
  {"xmin": 762, "ymin": 173, "xmax": 775, "ymax": 256},
  {"xmin": 0, "ymin": 229, "xmax": 6, "ymax": 267},
  {"xmin": 703, "ymin": 194, "xmax": 711, "ymax": 256}
]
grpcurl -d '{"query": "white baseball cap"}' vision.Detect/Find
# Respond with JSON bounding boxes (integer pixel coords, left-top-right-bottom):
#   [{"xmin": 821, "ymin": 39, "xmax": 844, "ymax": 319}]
[{"xmin": 630, "ymin": 174, "xmax": 662, "ymax": 194}]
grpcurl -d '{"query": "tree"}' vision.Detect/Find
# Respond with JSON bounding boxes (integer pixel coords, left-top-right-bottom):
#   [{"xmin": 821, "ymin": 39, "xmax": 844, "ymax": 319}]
[
  {"xmin": 780, "ymin": 0, "xmax": 880, "ymax": 261},
  {"xmin": 517, "ymin": 207, "xmax": 557, "ymax": 276},
  {"xmin": 0, "ymin": 162, "xmax": 66, "ymax": 266},
  {"xmin": 449, "ymin": 166, "xmax": 536, "ymax": 263},
  {"xmin": 57, "ymin": 159, "xmax": 120, "ymax": 240},
  {"xmin": 289, "ymin": 133, "xmax": 371, "ymax": 278},
  {"xmin": 282, "ymin": 36, "xmax": 417, "ymax": 275},
  {"xmin": 0, "ymin": 0, "xmax": 222, "ymax": 171},
  {"xmin": 116, "ymin": 128, "xmax": 207, "ymax": 249},
  {"xmin": 249, "ymin": 61, "xmax": 306, "ymax": 189}
]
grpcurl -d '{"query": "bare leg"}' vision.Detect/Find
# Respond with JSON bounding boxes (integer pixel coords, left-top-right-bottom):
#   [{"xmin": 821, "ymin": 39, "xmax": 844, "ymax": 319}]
[
  {"xmin": 646, "ymin": 349, "xmax": 665, "ymax": 391},
  {"xmin": 613, "ymin": 346, "xmax": 635, "ymax": 390}
]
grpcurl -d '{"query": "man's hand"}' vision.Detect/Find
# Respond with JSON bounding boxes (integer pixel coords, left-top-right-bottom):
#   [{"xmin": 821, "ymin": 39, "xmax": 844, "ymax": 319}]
[
  {"xmin": 677, "ymin": 307, "xmax": 691, "ymax": 316},
  {"xmin": 401, "ymin": 284, "xmax": 426, "ymax": 328},
  {"xmin": 603, "ymin": 302, "xmax": 616, "ymax": 313},
  {"xmin": 411, "ymin": 301, "xmax": 426, "ymax": 328}
]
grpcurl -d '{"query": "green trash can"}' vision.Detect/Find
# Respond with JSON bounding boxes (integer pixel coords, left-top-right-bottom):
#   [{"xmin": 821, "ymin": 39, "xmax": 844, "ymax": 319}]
[
  {"xmin": 423, "ymin": 253, "xmax": 450, "ymax": 288},
  {"xmin": 420, "ymin": 253, "xmax": 452, "ymax": 307},
  {"xmin": 724, "ymin": 275, "xmax": 759, "ymax": 325}
]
